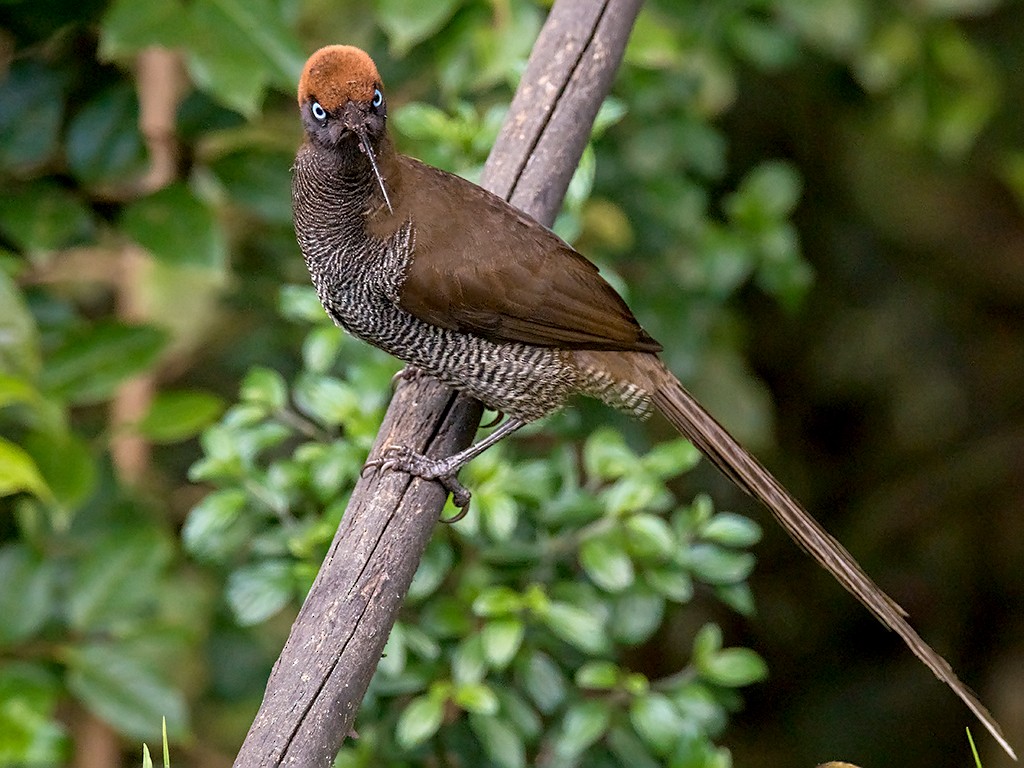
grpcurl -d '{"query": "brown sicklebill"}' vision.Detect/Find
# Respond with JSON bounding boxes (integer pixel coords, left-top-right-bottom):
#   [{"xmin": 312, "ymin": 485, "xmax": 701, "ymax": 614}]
[{"xmin": 291, "ymin": 45, "xmax": 1015, "ymax": 759}]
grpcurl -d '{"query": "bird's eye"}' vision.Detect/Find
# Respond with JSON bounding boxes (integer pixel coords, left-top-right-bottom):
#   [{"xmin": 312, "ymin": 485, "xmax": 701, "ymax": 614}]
[
  {"xmin": 311, "ymin": 101, "xmax": 327, "ymax": 122},
  {"xmin": 372, "ymin": 88, "xmax": 384, "ymax": 108}
]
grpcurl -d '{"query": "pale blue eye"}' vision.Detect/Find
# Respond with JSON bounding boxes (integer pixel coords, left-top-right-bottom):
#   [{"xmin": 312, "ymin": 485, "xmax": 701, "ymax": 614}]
[
  {"xmin": 372, "ymin": 88, "xmax": 383, "ymax": 108},
  {"xmin": 311, "ymin": 101, "xmax": 327, "ymax": 121}
]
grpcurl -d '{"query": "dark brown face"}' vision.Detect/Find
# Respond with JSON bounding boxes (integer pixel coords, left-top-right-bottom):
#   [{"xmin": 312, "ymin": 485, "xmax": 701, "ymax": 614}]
[{"xmin": 300, "ymin": 88, "xmax": 387, "ymax": 151}]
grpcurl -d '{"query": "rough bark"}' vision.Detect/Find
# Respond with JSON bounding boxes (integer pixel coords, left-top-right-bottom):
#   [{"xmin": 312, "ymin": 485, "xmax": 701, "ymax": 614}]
[{"xmin": 233, "ymin": 1, "xmax": 643, "ymax": 765}]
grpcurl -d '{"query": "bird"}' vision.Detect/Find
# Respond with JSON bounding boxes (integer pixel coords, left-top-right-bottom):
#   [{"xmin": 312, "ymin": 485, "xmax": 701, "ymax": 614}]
[{"xmin": 291, "ymin": 44, "xmax": 1014, "ymax": 759}]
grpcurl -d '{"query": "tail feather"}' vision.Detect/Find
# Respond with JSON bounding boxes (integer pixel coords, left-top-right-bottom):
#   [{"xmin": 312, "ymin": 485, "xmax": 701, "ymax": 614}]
[{"xmin": 642, "ymin": 358, "xmax": 1014, "ymax": 760}]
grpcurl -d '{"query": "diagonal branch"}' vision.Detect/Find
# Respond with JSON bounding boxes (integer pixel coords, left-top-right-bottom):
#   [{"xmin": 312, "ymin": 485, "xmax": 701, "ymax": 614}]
[{"xmin": 233, "ymin": 1, "xmax": 643, "ymax": 765}]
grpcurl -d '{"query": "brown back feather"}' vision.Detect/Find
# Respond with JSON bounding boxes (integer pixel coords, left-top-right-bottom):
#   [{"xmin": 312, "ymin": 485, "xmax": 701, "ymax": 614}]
[{"xmin": 394, "ymin": 157, "xmax": 662, "ymax": 353}]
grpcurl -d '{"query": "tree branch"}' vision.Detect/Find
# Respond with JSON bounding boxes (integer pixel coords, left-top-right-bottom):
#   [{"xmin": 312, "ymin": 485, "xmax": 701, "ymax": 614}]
[{"xmin": 233, "ymin": 1, "xmax": 643, "ymax": 765}]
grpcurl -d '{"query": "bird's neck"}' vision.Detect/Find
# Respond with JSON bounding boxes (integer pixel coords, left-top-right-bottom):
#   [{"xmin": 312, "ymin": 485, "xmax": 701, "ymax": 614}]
[
  {"xmin": 299, "ymin": 134, "xmax": 401, "ymax": 228},
  {"xmin": 292, "ymin": 132, "xmax": 409, "ymax": 284}
]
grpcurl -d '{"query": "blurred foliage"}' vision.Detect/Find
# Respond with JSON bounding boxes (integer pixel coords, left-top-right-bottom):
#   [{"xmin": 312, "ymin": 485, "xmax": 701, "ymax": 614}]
[
  {"xmin": 0, "ymin": 0, "xmax": 1019, "ymax": 766},
  {"xmin": 192, "ymin": 283, "xmax": 766, "ymax": 766}
]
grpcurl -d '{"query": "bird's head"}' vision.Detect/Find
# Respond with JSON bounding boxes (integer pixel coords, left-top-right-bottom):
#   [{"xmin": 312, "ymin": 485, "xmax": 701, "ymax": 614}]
[
  {"xmin": 298, "ymin": 45, "xmax": 393, "ymax": 210},
  {"xmin": 298, "ymin": 45, "xmax": 388, "ymax": 149}
]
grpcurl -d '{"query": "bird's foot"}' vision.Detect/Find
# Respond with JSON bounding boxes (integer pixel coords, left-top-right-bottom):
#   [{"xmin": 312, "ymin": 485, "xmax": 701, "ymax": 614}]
[
  {"xmin": 390, "ymin": 365, "xmax": 427, "ymax": 391},
  {"xmin": 480, "ymin": 410, "xmax": 505, "ymax": 429},
  {"xmin": 362, "ymin": 445, "xmax": 471, "ymax": 522}
]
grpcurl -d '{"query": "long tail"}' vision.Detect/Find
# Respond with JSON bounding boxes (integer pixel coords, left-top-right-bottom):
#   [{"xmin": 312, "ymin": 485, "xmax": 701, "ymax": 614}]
[{"xmin": 638, "ymin": 357, "xmax": 1014, "ymax": 759}]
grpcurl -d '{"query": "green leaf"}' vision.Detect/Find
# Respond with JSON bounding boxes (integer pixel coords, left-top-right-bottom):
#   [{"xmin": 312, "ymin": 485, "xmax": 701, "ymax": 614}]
[
  {"xmin": 209, "ymin": 148, "xmax": 294, "ymax": 224},
  {"xmin": 668, "ymin": 680, "xmax": 725, "ymax": 732},
  {"xmin": 396, "ymin": 622, "xmax": 441, "ymax": 668},
  {"xmin": 610, "ymin": 591, "xmax": 664, "ymax": 646},
  {"xmin": 176, "ymin": 91, "xmax": 246, "ymax": 140},
  {"xmin": 697, "ymin": 225, "xmax": 754, "ymax": 296},
  {"xmin": 624, "ymin": 513, "xmax": 675, "ymax": 560},
  {"xmin": 185, "ymin": 0, "xmax": 305, "ymax": 116},
  {"xmin": 645, "ymin": 568, "xmax": 693, "ymax": 603},
  {"xmin": 698, "ymin": 647, "xmax": 768, "ymax": 688},
  {"xmin": 687, "ymin": 543, "xmax": 756, "ymax": 584},
  {"xmin": 279, "ymin": 285, "xmax": 327, "ymax": 323},
  {"xmin": 65, "ymin": 643, "xmax": 188, "ymax": 739},
  {"xmin": 517, "ymin": 651, "xmax": 566, "ymax": 714},
  {"xmin": 0, "ymin": 546, "xmax": 56, "ymax": 645},
  {"xmin": 0, "ymin": 60, "xmax": 65, "ymax": 173},
  {"xmin": 67, "ymin": 526, "xmax": 172, "ymax": 632},
  {"xmin": 601, "ymin": 475, "xmax": 665, "ymax": 516},
  {"xmin": 189, "ymin": 424, "xmax": 244, "ymax": 482},
  {"xmin": 493, "ymin": 688, "xmax": 541, "ymax": 743},
  {"xmin": 453, "ymin": 682, "xmax": 499, "ymax": 715},
  {"xmin": 629, "ymin": 692, "xmax": 685, "ymax": 756},
  {"xmin": 120, "ymin": 183, "xmax": 226, "ymax": 267},
  {"xmin": 607, "ymin": 725, "xmax": 661, "ymax": 768},
  {"xmin": 392, "ymin": 102, "xmax": 460, "ymax": 143},
  {"xmin": 99, "ymin": 0, "xmax": 188, "ymax": 58},
  {"xmin": 458, "ymin": 0, "xmax": 541, "ymax": 92},
  {"xmin": 715, "ymin": 582, "xmax": 756, "ymax": 616},
  {"xmin": 293, "ymin": 373, "xmax": 359, "ymax": 427},
  {"xmin": 755, "ymin": 222, "xmax": 812, "ymax": 310},
  {"xmin": 136, "ymin": 389, "xmax": 225, "ymax": 443},
  {"xmin": 481, "ymin": 618, "xmax": 524, "ymax": 669},
  {"xmin": 0, "ymin": 273, "xmax": 41, "ymax": 379},
  {"xmin": 0, "ymin": 438, "xmax": 52, "ymax": 502},
  {"xmin": 583, "ymin": 427, "xmax": 639, "ymax": 480},
  {"xmin": 22, "ymin": 428, "xmax": 96, "ymax": 509},
  {"xmin": 700, "ymin": 512, "xmax": 761, "ymax": 548},
  {"xmin": 555, "ymin": 700, "xmax": 611, "ymax": 758},
  {"xmin": 183, "ymin": 489, "xmax": 250, "ymax": 562},
  {"xmin": 196, "ymin": 420, "xmax": 291, "ymax": 476},
  {"xmin": 543, "ymin": 602, "xmax": 608, "ymax": 654},
  {"xmin": 395, "ymin": 693, "xmax": 445, "ymax": 749},
  {"xmin": 727, "ymin": 160, "xmax": 802, "ymax": 225},
  {"xmin": 65, "ymin": 84, "xmax": 146, "ymax": 186},
  {"xmin": 691, "ymin": 623, "xmax": 723, "ymax": 668},
  {"xmin": 301, "ymin": 325, "xmax": 345, "ymax": 374},
  {"xmin": 472, "ymin": 585, "xmax": 522, "ymax": 617},
  {"xmin": 0, "ymin": 663, "xmax": 67, "ymax": 766},
  {"xmin": 452, "ymin": 633, "xmax": 487, "ymax": 685},
  {"xmin": 376, "ymin": 622, "xmax": 407, "ymax": 678},
  {"xmin": 576, "ymin": 661, "xmax": 620, "ymax": 690},
  {"xmin": 307, "ymin": 444, "xmax": 363, "ymax": 506},
  {"xmin": 240, "ymin": 367, "xmax": 288, "ymax": 411},
  {"xmin": 40, "ymin": 321, "xmax": 168, "ymax": 405},
  {"xmin": 0, "ymin": 182, "xmax": 95, "ymax": 255},
  {"xmin": 226, "ymin": 560, "xmax": 294, "ymax": 625},
  {"xmin": 625, "ymin": 9, "xmax": 685, "ymax": 69},
  {"xmin": 593, "ymin": 97, "xmax": 628, "ymax": 137},
  {"xmin": 580, "ymin": 533, "xmax": 635, "ymax": 592},
  {"xmin": 641, "ymin": 438, "xmax": 701, "ymax": 478},
  {"xmin": 469, "ymin": 712, "xmax": 525, "ymax": 768},
  {"xmin": 479, "ymin": 490, "xmax": 519, "ymax": 542},
  {"xmin": 408, "ymin": 538, "xmax": 454, "ymax": 601},
  {"xmin": 689, "ymin": 493, "xmax": 715, "ymax": 526},
  {"xmin": 0, "ymin": 374, "xmax": 38, "ymax": 409},
  {"xmin": 727, "ymin": 17, "xmax": 801, "ymax": 71},
  {"xmin": 376, "ymin": 0, "xmax": 463, "ymax": 56}
]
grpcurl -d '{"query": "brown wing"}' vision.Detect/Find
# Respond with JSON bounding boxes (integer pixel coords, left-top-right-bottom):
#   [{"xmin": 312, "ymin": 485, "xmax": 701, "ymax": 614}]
[{"xmin": 394, "ymin": 157, "xmax": 662, "ymax": 353}]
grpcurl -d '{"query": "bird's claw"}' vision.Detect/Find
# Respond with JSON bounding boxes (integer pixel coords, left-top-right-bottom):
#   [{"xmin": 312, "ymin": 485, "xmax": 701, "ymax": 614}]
[
  {"xmin": 390, "ymin": 365, "xmax": 427, "ymax": 391},
  {"xmin": 480, "ymin": 410, "xmax": 505, "ymax": 429},
  {"xmin": 361, "ymin": 445, "xmax": 471, "ymax": 522}
]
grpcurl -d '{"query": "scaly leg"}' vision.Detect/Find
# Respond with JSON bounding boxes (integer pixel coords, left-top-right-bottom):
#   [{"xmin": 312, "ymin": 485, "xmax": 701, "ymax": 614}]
[{"xmin": 364, "ymin": 417, "xmax": 527, "ymax": 519}]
